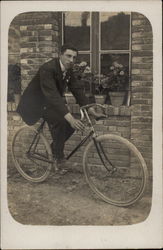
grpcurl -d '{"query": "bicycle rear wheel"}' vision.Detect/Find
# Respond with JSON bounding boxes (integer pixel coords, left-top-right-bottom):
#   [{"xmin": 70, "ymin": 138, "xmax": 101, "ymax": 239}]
[
  {"xmin": 83, "ymin": 134, "xmax": 148, "ymax": 206},
  {"xmin": 12, "ymin": 126, "xmax": 53, "ymax": 182}
]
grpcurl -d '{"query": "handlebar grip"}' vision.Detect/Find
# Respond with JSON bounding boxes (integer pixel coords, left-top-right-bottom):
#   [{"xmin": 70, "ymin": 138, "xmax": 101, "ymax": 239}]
[{"xmin": 80, "ymin": 103, "xmax": 105, "ymax": 110}]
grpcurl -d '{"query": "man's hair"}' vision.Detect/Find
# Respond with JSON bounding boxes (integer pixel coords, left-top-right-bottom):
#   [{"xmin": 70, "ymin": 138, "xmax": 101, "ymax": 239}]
[{"xmin": 60, "ymin": 44, "xmax": 78, "ymax": 55}]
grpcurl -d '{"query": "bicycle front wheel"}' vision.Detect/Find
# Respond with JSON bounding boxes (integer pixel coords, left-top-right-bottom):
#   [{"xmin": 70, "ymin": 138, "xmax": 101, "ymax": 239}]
[
  {"xmin": 83, "ymin": 134, "xmax": 148, "ymax": 206},
  {"xmin": 12, "ymin": 126, "xmax": 53, "ymax": 182}
]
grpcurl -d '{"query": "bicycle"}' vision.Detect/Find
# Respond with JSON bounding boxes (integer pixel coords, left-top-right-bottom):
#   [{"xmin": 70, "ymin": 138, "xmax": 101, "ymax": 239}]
[{"xmin": 11, "ymin": 103, "xmax": 148, "ymax": 207}]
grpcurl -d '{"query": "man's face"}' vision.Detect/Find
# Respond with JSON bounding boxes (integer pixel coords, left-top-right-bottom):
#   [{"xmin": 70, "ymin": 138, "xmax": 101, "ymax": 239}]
[{"xmin": 60, "ymin": 49, "xmax": 77, "ymax": 70}]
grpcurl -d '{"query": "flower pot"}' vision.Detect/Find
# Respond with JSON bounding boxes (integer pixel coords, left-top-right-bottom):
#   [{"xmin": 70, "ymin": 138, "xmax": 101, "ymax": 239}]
[
  {"xmin": 109, "ymin": 91, "xmax": 126, "ymax": 107},
  {"xmin": 95, "ymin": 95, "xmax": 106, "ymax": 104},
  {"xmin": 65, "ymin": 93, "xmax": 76, "ymax": 104},
  {"xmin": 14, "ymin": 94, "xmax": 21, "ymax": 104}
]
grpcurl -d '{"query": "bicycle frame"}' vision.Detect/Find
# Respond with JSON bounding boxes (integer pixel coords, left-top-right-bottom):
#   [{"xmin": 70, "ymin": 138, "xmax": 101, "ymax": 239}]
[
  {"xmin": 26, "ymin": 120, "xmax": 95, "ymax": 164},
  {"xmin": 26, "ymin": 104, "xmax": 116, "ymax": 173}
]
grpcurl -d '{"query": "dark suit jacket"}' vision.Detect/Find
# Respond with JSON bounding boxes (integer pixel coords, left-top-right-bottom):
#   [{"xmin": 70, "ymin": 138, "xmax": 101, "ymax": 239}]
[{"xmin": 17, "ymin": 58, "xmax": 92, "ymax": 125}]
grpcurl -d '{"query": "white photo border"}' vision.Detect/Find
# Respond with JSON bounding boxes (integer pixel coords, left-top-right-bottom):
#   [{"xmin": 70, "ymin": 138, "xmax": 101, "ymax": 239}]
[{"xmin": 1, "ymin": 1, "xmax": 162, "ymax": 249}]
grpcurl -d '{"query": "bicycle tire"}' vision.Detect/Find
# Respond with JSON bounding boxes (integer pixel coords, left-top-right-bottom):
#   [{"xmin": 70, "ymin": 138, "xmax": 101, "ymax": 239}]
[
  {"xmin": 11, "ymin": 125, "xmax": 53, "ymax": 182},
  {"xmin": 83, "ymin": 134, "xmax": 148, "ymax": 207}
]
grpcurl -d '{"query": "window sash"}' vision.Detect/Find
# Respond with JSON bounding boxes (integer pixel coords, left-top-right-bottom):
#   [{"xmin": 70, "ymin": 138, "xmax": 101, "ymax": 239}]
[{"xmin": 62, "ymin": 11, "xmax": 132, "ymax": 104}]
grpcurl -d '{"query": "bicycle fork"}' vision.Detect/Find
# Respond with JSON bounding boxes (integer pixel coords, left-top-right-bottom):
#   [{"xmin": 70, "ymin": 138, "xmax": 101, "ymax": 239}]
[{"xmin": 92, "ymin": 136, "xmax": 117, "ymax": 174}]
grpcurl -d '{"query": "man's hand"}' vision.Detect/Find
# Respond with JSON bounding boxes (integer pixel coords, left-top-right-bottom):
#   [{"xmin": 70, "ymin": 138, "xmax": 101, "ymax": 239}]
[
  {"xmin": 64, "ymin": 113, "xmax": 85, "ymax": 131},
  {"xmin": 88, "ymin": 107, "xmax": 107, "ymax": 119}
]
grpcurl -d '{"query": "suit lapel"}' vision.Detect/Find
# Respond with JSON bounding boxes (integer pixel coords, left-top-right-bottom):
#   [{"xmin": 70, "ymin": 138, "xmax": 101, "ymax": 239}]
[{"xmin": 54, "ymin": 58, "xmax": 68, "ymax": 94}]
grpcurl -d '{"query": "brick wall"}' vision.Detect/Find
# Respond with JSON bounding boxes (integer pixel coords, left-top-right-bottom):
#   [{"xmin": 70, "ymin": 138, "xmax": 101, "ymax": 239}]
[
  {"xmin": 7, "ymin": 11, "xmax": 153, "ymax": 178},
  {"xmin": 14, "ymin": 12, "xmax": 61, "ymax": 91},
  {"xmin": 131, "ymin": 12, "xmax": 153, "ymax": 175},
  {"xmin": 7, "ymin": 102, "xmax": 131, "ymax": 173}
]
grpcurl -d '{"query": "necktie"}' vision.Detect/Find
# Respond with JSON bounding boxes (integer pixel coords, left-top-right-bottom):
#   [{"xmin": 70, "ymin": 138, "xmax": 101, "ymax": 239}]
[{"xmin": 62, "ymin": 71, "xmax": 67, "ymax": 80}]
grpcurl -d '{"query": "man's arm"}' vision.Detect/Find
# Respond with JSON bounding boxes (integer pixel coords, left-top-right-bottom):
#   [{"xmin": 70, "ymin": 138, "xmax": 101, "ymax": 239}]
[
  {"xmin": 69, "ymin": 74, "xmax": 106, "ymax": 119},
  {"xmin": 39, "ymin": 66, "xmax": 69, "ymax": 118},
  {"xmin": 64, "ymin": 112, "xmax": 85, "ymax": 131},
  {"xmin": 40, "ymin": 66, "xmax": 85, "ymax": 130}
]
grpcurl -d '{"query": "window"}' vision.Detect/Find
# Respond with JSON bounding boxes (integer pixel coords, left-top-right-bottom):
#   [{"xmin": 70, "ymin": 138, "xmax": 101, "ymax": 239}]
[
  {"xmin": 62, "ymin": 11, "xmax": 131, "ymax": 104},
  {"xmin": 8, "ymin": 26, "xmax": 21, "ymax": 102},
  {"xmin": 63, "ymin": 12, "xmax": 91, "ymax": 67}
]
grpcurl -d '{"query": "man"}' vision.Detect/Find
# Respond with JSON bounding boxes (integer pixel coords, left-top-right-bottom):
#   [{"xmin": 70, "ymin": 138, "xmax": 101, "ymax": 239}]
[{"xmin": 17, "ymin": 44, "xmax": 105, "ymax": 171}]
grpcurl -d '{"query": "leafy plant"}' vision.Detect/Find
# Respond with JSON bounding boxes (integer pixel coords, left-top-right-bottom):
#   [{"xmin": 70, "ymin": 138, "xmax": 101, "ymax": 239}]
[{"xmin": 73, "ymin": 61, "xmax": 129, "ymax": 94}]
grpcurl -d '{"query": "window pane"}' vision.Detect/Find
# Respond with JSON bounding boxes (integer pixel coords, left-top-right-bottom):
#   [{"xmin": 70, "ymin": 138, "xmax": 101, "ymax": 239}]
[
  {"xmin": 101, "ymin": 12, "xmax": 130, "ymax": 50},
  {"xmin": 100, "ymin": 53, "xmax": 129, "ymax": 92},
  {"xmin": 64, "ymin": 12, "xmax": 90, "ymax": 51},
  {"xmin": 76, "ymin": 54, "xmax": 90, "ymax": 66},
  {"xmin": 101, "ymin": 53, "xmax": 129, "ymax": 75}
]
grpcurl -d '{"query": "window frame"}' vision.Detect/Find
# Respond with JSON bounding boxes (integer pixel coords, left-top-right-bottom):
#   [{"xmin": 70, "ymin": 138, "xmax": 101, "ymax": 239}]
[
  {"xmin": 62, "ymin": 11, "xmax": 132, "ymax": 105},
  {"xmin": 62, "ymin": 12, "xmax": 92, "ymax": 69}
]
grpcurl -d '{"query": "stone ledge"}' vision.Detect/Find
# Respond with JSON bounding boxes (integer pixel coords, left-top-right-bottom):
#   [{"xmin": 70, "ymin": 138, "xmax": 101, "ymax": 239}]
[
  {"xmin": 7, "ymin": 100, "xmax": 131, "ymax": 117},
  {"xmin": 7, "ymin": 102, "xmax": 18, "ymax": 112}
]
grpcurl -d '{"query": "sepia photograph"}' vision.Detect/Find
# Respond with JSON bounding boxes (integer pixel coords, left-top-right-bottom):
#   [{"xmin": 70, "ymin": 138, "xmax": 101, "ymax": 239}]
[
  {"xmin": 1, "ymin": 0, "xmax": 162, "ymax": 249},
  {"xmin": 7, "ymin": 9, "xmax": 153, "ymax": 225}
]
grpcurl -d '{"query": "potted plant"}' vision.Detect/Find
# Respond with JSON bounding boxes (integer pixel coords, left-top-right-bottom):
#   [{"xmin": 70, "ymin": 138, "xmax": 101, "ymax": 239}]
[
  {"xmin": 105, "ymin": 61, "xmax": 128, "ymax": 106},
  {"xmin": 95, "ymin": 61, "xmax": 129, "ymax": 106},
  {"xmin": 72, "ymin": 61, "xmax": 96, "ymax": 103}
]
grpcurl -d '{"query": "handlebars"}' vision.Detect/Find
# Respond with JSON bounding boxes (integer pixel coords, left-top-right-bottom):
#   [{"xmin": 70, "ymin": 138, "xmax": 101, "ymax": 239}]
[
  {"xmin": 80, "ymin": 103, "xmax": 107, "ymax": 122},
  {"xmin": 80, "ymin": 103, "xmax": 106, "ymax": 111}
]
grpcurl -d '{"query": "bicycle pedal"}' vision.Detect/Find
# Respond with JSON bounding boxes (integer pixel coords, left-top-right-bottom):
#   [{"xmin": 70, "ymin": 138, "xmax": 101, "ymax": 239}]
[{"xmin": 110, "ymin": 167, "xmax": 117, "ymax": 174}]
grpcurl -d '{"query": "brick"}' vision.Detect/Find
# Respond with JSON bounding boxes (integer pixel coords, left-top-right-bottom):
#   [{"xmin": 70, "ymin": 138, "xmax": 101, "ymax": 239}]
[
  {"xmin": 38, "ymin": 30, "xmax": 53, "ymax": 36},
  {"xmin": 39, "ymin": 36, "xmax": 53, "ymax": 41},
  {"xmin": 131, "ymin": 99, "xmax": 149, "ymax": 105},
  {"xmin": 132, "ymin": 44, "xmax": 153, "ymax": 51},
  {"xmin": 131, "ymin": 81, "xmax": 152, "ymax": 87},
  {"xmin": 132, "ymin": 57, "xmax": 153, "ymax": 64},
  {"xmin": 28, "ymin": 37, "xmax": 38, "ymax": 42},
  {"xmin": 21, "ymin": 30, "xmax": 38, "ymax": 36},
  {"xmin": 132, "ymin": 75, "xmax": 153, "ymax": 81},
  {"xmin": 132, "ymin": 86, "xmax": 152, "ymax": 93},
  {"xmin": 132, "ymin": 25, "xmax": 152, "ymax": 33},
  {"xmin": 132, "ymin": 19, "xmax": 150, "ymax": 26},
  {"xmin": 132, "ymin": 31, "xmax": 153, "ymax": 39},
  {"xmin": 20, "ymin": 47, "xmax": 34, "ymax": 53},
  {"xmin": 94, "ymin": 125, "xmax": 107, "ymax": 132},
  {"xmin": 21, "ymin": 42, "xmax": 37, "ymax": 48},
  {"xmin": 108, "ymin": 126, "xmax": 117, "ymax": 132},
  {"xmin": 27, "ymin": 24, "xmax": 46, "ymax": 31},
  {"xmin": 132, "ymin": 63, "xmax": 152, "ymax": 69},
  {"xmin": 117, "ymin": 127, "xmax": 129, "ymax": 132},
  {"xmin": 142, "ymin": 57, "xmax": 153, "ymax": 63},
  {"xmin": 7, "ymin": 103, "xmax": 12, "ymax": 112},
  {"xmin": 114, "ymin": 107, "xmax": 119, "ymax": 116},
  {"xmin": 131, "ymin": 117, "xmax": 152, "ymax": 123},
  {"xmin": 20, "ymin": 25, "xmax": 27, "ymax": 31},
  {"xmin": 132, "ymin": 13, "xmax": 147, "ymax": 20},
  {"xmin": 132, "ymin": 140, "xmax": 152, "ymax": 147},
  {"xmin": 132, "ymin": 69, "xmax": 141, "ymax": 74},
  {"xmin": 39, "ymin": 47, "xmax": 53, "ymax": 52},
  {"xmin": 141, "ymin": 105, "xmax": 152, "ymax": 112},
  {"xmin": 12, "ymin": 115, "xmax": 20, "ymax": 121},
  {"xmin": 131, "ymin": 123, "xmax": 152, "ymax": 129},
  {"xmin": 38, "ymin": 41, "xmax": 53, "ymax": 48},
  {"xmin": 132, "ymin": 37, "xmax": 153, "ymax": 44},
  {"xmin": 44, "ymin": 24, "xmax": 53, "ymax": 29},
  {"xmin": 131, "ymin": 128, "xmax": 152, "ymax": 135},
  {"xmin": 21, "ymin": 59, "xmax": 28, "ymax": 64},
  {"xmin": 131, "ymin": 111, "xmax": 152, "ymax": 117},
  {"xmin": 132, "ymin": 93, "xmax": 152, "ymax": 99}
]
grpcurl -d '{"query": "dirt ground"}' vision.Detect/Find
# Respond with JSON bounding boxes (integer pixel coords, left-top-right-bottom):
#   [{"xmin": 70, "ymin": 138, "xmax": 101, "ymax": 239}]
[{"xmin": 7, "ymin": 164, "xmax": 152, "ymax": 226}]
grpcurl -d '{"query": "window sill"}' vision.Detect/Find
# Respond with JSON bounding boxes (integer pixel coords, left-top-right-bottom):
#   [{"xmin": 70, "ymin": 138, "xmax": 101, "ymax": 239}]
[
  {"xmin": 7, "ymin": 102, "xmax": 18, "ymax": 112},
  {"xmin": 105, "ymin": 105, "xmax": 131, "ymax": 116},
  {"xmin": 7, "ymin": 95, "xmax": 131, "ymax": 117}
]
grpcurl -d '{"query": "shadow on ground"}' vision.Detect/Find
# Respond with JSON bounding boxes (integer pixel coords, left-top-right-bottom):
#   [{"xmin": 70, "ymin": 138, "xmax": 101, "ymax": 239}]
[{"xmin": 7, "ymin": 165, "xmax": 152, "ymax": 226}]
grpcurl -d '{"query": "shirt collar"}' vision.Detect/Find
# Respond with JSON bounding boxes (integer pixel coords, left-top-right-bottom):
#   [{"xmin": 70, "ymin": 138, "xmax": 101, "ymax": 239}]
[{"xmin": 59, "ymin": 59, "xmax": 66, "ymax": 73}]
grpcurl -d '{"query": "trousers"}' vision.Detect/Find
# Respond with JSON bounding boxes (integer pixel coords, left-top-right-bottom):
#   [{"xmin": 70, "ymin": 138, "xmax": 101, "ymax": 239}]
[{"xmin": 43, "ymin": 109, "xmax": 75, "ymax": 159}]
